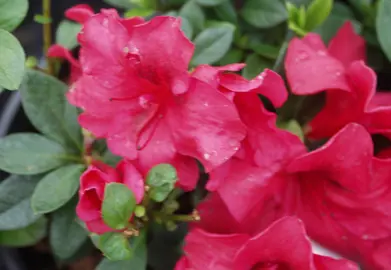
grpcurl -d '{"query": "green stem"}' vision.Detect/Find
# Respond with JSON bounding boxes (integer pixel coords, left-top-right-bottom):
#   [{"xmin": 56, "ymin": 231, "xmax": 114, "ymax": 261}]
[
  {"xmin": 152, "ymin": 211, "xmax": 198, "ymax": 223},
  {"xmin": 42, "ymin": 0, "xmax": 54, "ymax": 74}
]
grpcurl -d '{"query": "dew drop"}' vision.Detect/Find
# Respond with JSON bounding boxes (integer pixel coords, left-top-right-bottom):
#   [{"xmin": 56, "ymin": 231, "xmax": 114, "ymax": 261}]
[
  {"xmin": 203, "ymin": 153, "xmax": 210, "ymax": 160},
  {"xmin": 102, "ymin": 18, "xmax": 109, "ymax": 27}
]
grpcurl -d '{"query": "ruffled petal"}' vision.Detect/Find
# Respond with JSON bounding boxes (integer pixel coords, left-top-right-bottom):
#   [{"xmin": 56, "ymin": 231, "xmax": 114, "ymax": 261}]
[
  {"xmin": 166, "ymin": 78, "xmax": 246, "ymax": 171},
  {"xmin": 285, "ymin": 35, "xmax": 350, "ymax": 95},
  {"xmin": 313, "ymin": 255, "xmax": 359, "ymax": 270},
  {"xmin": 85, "ymin": 219, "xmax": 113, "ymax": 235},
  {"xmin": 116, "ymin": 160, "xmax": 145, "ymax": 203},
  {"xmin": 65, "ymin": 4, "xmax": 94, "ymax": 24},
  {"xmin": 233, "ymin": 217, "xmax": 315, "ymax": 270},
  {"xmin": 328, "ymin": 21, "xmax": 366, "ymax": 68}
]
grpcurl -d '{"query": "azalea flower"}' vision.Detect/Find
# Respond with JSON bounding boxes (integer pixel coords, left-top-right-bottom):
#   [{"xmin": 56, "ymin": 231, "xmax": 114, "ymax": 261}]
[
  {"xmin": 285, "ymin": 21, "xmax": 391, "ymax": 140},
  {"xmin": 176, "ymin": 217, "xmax": 358, "ymax": 270},
  {"xmin": 76, "ymin": 160, "xmax": 144, "ymax": 234}
]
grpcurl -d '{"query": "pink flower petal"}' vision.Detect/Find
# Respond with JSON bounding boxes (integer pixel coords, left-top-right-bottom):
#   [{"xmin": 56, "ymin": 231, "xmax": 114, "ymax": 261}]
[
  {"xmin": 116, "ymin": 160, "xmax": 145, "ymax": 203},
  {"xmin": 166, "ymin": 78, "xmax": 246, "ymax": 172},
  {"xmin": 313, "ymin": 255, "xmax": 359, "ymax": 270},
  {"xmin": 65, "ymin": 4, "xmax": 94, "ymax": 24},
  {"xmin": 328, "ymin": 21, "xmax": 366, "ymax": 68}
]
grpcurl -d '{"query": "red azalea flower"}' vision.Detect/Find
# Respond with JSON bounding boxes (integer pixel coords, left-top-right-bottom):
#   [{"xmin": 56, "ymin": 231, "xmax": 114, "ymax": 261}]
[
  {"xmin": 76, "ymin": 160, "xmax": 144, "ymax": 234},
  {"xmin": 285, "ymin": 22, "xmax": 391, "ymax": 140},
  {"xmin": 66, "ymin": 10, "xmax": 245, "ymax": 176},
  {"xmin": 287, "ymin": 123, "xmax": 391, "ymax": 269},
  {"xmin": 176, "ymin": 217, "xmax": 358, "ymax": 270}
]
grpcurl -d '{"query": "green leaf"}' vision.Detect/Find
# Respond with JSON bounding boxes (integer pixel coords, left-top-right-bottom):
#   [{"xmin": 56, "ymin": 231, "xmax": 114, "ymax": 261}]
[
  {"xmin": 103, "ymin": 149, "xmax": 122, "ymax": 167},
  {"xmin": 124, "ymin": 8, "xmax": 155, "ymax": 18},
  {"xmin": 0, "ymin": 217, "xmax": 47, "ymax": 247},
  {"xmin": 249, "ymin": 43, "xmax": 280, "ymax": 60},
  {"xmin": 148, "ymin": 223, "xmax": 187, "ymax": 270},
  {"xmin": 104, "ymin": 0, "xmax": 134, "ymax": 9},
  {"xmin": 20, "ymin": 69, "xmax": 83, "ymax": 151},
  {"xmin": 0, "ymin": 0, "xmax": 28, "ymax": 31},
  {"xmin": 34, "ymin": 14, "xmax": 52, "ymax": 24},
  {"xmin": 242, "ymin": 53, "xmax": 272, "ymax": 80},
  {"xmin": 102, "ymin": 183, "xmax": 136, "ymax": 230},
  {"xmin": 305, "ymin": 0, "xmax": 333, "ymax": 31},
  {"xmin": 146, "ymin": 164, "xmax": 178, "ymax": 202},
  {"xmin": 219, "ymin": 49, "xmax": 243, "ymax": 65},
  {"xmin": 31, "ymin": 164, "xmax": 85, "ymax": 214},
  {"xmin": 316, "ymin": 17, "xmax": 361, "ymax": 43},
  {"xmin": 97, "ymin": 230, "xmax": 147, "ymax": 269},
  {"xmin": 297, "ymin": 5, "xmax": 306, "ymax": 28},
  {"xmin": 377, "ymin": 0, "xmax": 391, "ymax": 62},
  {"xmin": 0, "ymin": 133, "xmax": 71, "ymax": 174},
  {"xmin": 214, "ymin": 1, "xmax": 237, "ymax": 24},
  {"xmin": 50, "ymin": 199, "xmax": 88, "ymax": 260},
  {"xmin": 180, "ymin": 17, "xmax": 193, "ymax": 39},
  {"xmin": 0, "ymin": 174, "xmax": 41, "ymax": 230},
  {"xmin": 56, "ymin": 20, "xmax": 81, "ymax": 50},
  {"xmin": 179, "ymin": 0, "xmax": 205, "ymax": 32},
  {"xmin": 191, "ymin": 23, "xmax": 235, "ymax": 65},
  {"xmin": 0, "ymin": 29, "xmax": 25, "ymax": 90},
  {"xmin": 277, "ymin": 119, "xmax": 304, "ymax": 141},
  {"xmin": 241, "ymin": 0, "xmax": 288, "ymax": 28},
  {"xmin": 99, "ymin": 232, "xmax": 132, "ymax": 261},
  {"xmin": 195, "ymin": 0, "xmax": 226, "ymax": 6}
]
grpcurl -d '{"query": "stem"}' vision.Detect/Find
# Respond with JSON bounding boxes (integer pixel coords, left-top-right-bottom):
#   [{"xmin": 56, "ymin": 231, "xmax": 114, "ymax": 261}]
[
  {"xmin": 42, "ymin": 0, "xmax": 54, "ymax": 74},
  {"xmin": 152, "ymin": 211, "xmax": 200, "ymax": 223}
]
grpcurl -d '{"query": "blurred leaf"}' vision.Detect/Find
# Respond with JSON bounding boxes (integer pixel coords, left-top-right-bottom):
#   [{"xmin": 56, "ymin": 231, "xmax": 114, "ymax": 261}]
[
  {"xmin": 305, "ymin": 0, "xmax": 333, "ymax": 31},
  {"xmin": 0, "ymin": 175, "xmax": 41, "ymax": 230},
  {"xmin": 31, "ymin": 164, "xmax": 85, "ymax": 214},
  {"xmin": 180, "ymin": 17, "xmax": 193, "ymax": 39},
  {"xmin": 195, "ymin": 0, "xmax": 227, "ymax": 6},
  {"xmin": 56, "ymin": 20, "xmax": 81, "ymax": 50},
  {"xmin": 146, "ymin": 164, "xmax": 178, "ymax": 202},
  {"xmin": 376, "ymin": 0, "xmax": 391, "ymax": 62},
  {"xmin": 0, "ymin": 217, "xmax": 47, "ymax": 247},
  {"xmin": 0, "ymin": 0, "xmax": 28, "ymax": 31},
  {"xmin": 0, "ymin": 29, "xmax": 25, "ymax": 90},
  {"xmin": 179, "ymin": 0, "xmax": 205, "ymax": 32},
  {"xmin": 191, "ymin": 23, "xmax": 235, "ymax": 65},
  {"xmin": 249, "ymin": 43, "xmax": 280, "ymax": 60},
  {"xmin": 33, "ymin": 14, "xmax": 52, "ymax": 24},
  {"xmin": 0, "ymin": 133, "xmax": 71, "ymax": 175},
  {"xmin": 104, "ymin": 0, "xmax": 133, "ymax": 9},
  {"xmin": 214, "ymin": 1, "xmax": 237, "ymax": 24},
  {"xmin": 50, "ymin": 199, "xmax": 88, "ymax": 260},
  {"xmin": 124, "ymin": 8, "xmax": 155, "ymax": 18},
  {"xmin": 219, "ymin": 49, "xmax": 244, "ymax": 65},
  {"xmin": 148, "ymin": 223, "xmax": 187, "ymax": 270},
  {"xmin": 99, "ymin": 232, "xmax": 132, "ymax": 261},
  {"xmin": 97, "ymin": 230, "xmax": 147, "ymax": 269},
  {"xmin": 297, "ymin": 5, "xmax": 306, "ymax": 28},
  {"xmin": 241, "ymin": 0, "xmax": 288, "ymax": 28},
  {"xmin": 242, "ymin": 53, "xmax": 272, "ymax": 79},
  {"xmin": 20, "ymin": 69, "xmax": 83, "ymax": 152},
  {"xmin": 102, "ymin": 183, "xmax": 136, "ymax": 230},
  {"xmin": 277, "ymin": 119, "xmax": 304, "ymax": 141},
  {"xmin": 102, "ymin": 149, "xmax": 122, "ymax": 167},
  {"xmin": 316, "ymin": 17, "xmax": 361, "ymax": 43}
]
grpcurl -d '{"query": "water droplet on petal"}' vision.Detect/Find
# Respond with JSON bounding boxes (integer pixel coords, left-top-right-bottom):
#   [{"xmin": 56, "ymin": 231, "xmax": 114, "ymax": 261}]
[
  {"xmin": 317, "ymin": 50, "xmax": 326, "ymax": 56},
  {"xmin": 139, "ymin": 94, "xmax": 154, "ymax": 109},
  {"xmin": 203, "ymin": 153, "xmax": 210, "ymax": 160},
  {"xmin": 102, "ymin": 18, "xmax": 109, "ymax": 27}
]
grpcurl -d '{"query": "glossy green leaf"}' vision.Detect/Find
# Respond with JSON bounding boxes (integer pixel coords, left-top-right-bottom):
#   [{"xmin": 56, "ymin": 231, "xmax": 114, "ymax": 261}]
[
  {"xmin": 99, "ymin": 232, "xmax": 132, "ymax": 261},
  {"xmin": 0, "ymin": 0, "xmax": 28, "ymax": 31},
  {"xmin": 250, "ymin": 43, "xmax": 280, "ymax": 60},
  {"xmin": 242, "ymin": 53, "xmax": 272, "ymax": 80},
  {"xmin": 305, "ymin": 0, "xmax": 333, "ymax": 31},
  {"xmin": 214, "ymin": 1, "xmax": 237, "ymax": 24},
  {"xmin": 31, "ymin": 164, "xmax": 85, "ymax": 214},
  {"xmin": 0, "ymin": 133, "xmax": 71, "ymax": 174},
  {"xmin": 102, "ymin": 183, "xmax": 136, "ymax": 230},
  {"xmin": 146, "ymin": 164, "xmax": 178, "ymax": 202},
  {"xmin": 20, "ymin": 69, "xmax": 83, "ymax": 151},
  {"xmin": 104, "ymin": 0, "xmax": 134, "ymax": 9},
  {"xmin": 195, "ymin": 0, "xmax": 226, "ymax": 6},
  {"xmin": 179, "ymin": 0, "xmax": 205, "ymax": 32},
  {"xmin": 97, "ymin": 230, "xmax": 147, "ymax": 269},
  {"xmin": 0, "ymin": 174, "xmax": 41, "ymax": 230},
  {"xmin": 191, "ymin": 23, "xmax": 235, "ymax": 65},
  {"xmin": 0, "ymin": 217, "xmax": 47, "ymax": 247},
  {"xmin": 56, "ymin": 20, "xmax": 81, "ymax": 50},
  {"xmin": 377, "ymin": 0, "xmax": 391, "ymax": 62},
  {"xmin": 50, "ymin": 199, "xmax": 88, "ymax": 260},
  {"xmin": 219, "ymin": 49, "xmax": 244, "ymax": 65},
  {"xmin": 0, "ymin": 29, "xmax": 25, "ymax": 90},
  {"xmin": 241, "ymin": 0, "xmax": 288, "ymax": 28}
]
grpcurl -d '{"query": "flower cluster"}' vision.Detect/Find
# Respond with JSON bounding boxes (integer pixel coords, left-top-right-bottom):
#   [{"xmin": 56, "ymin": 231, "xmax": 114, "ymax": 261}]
[{"xmin": 49, "ymin": 5, "xmax": 391, "ymax": 270}]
